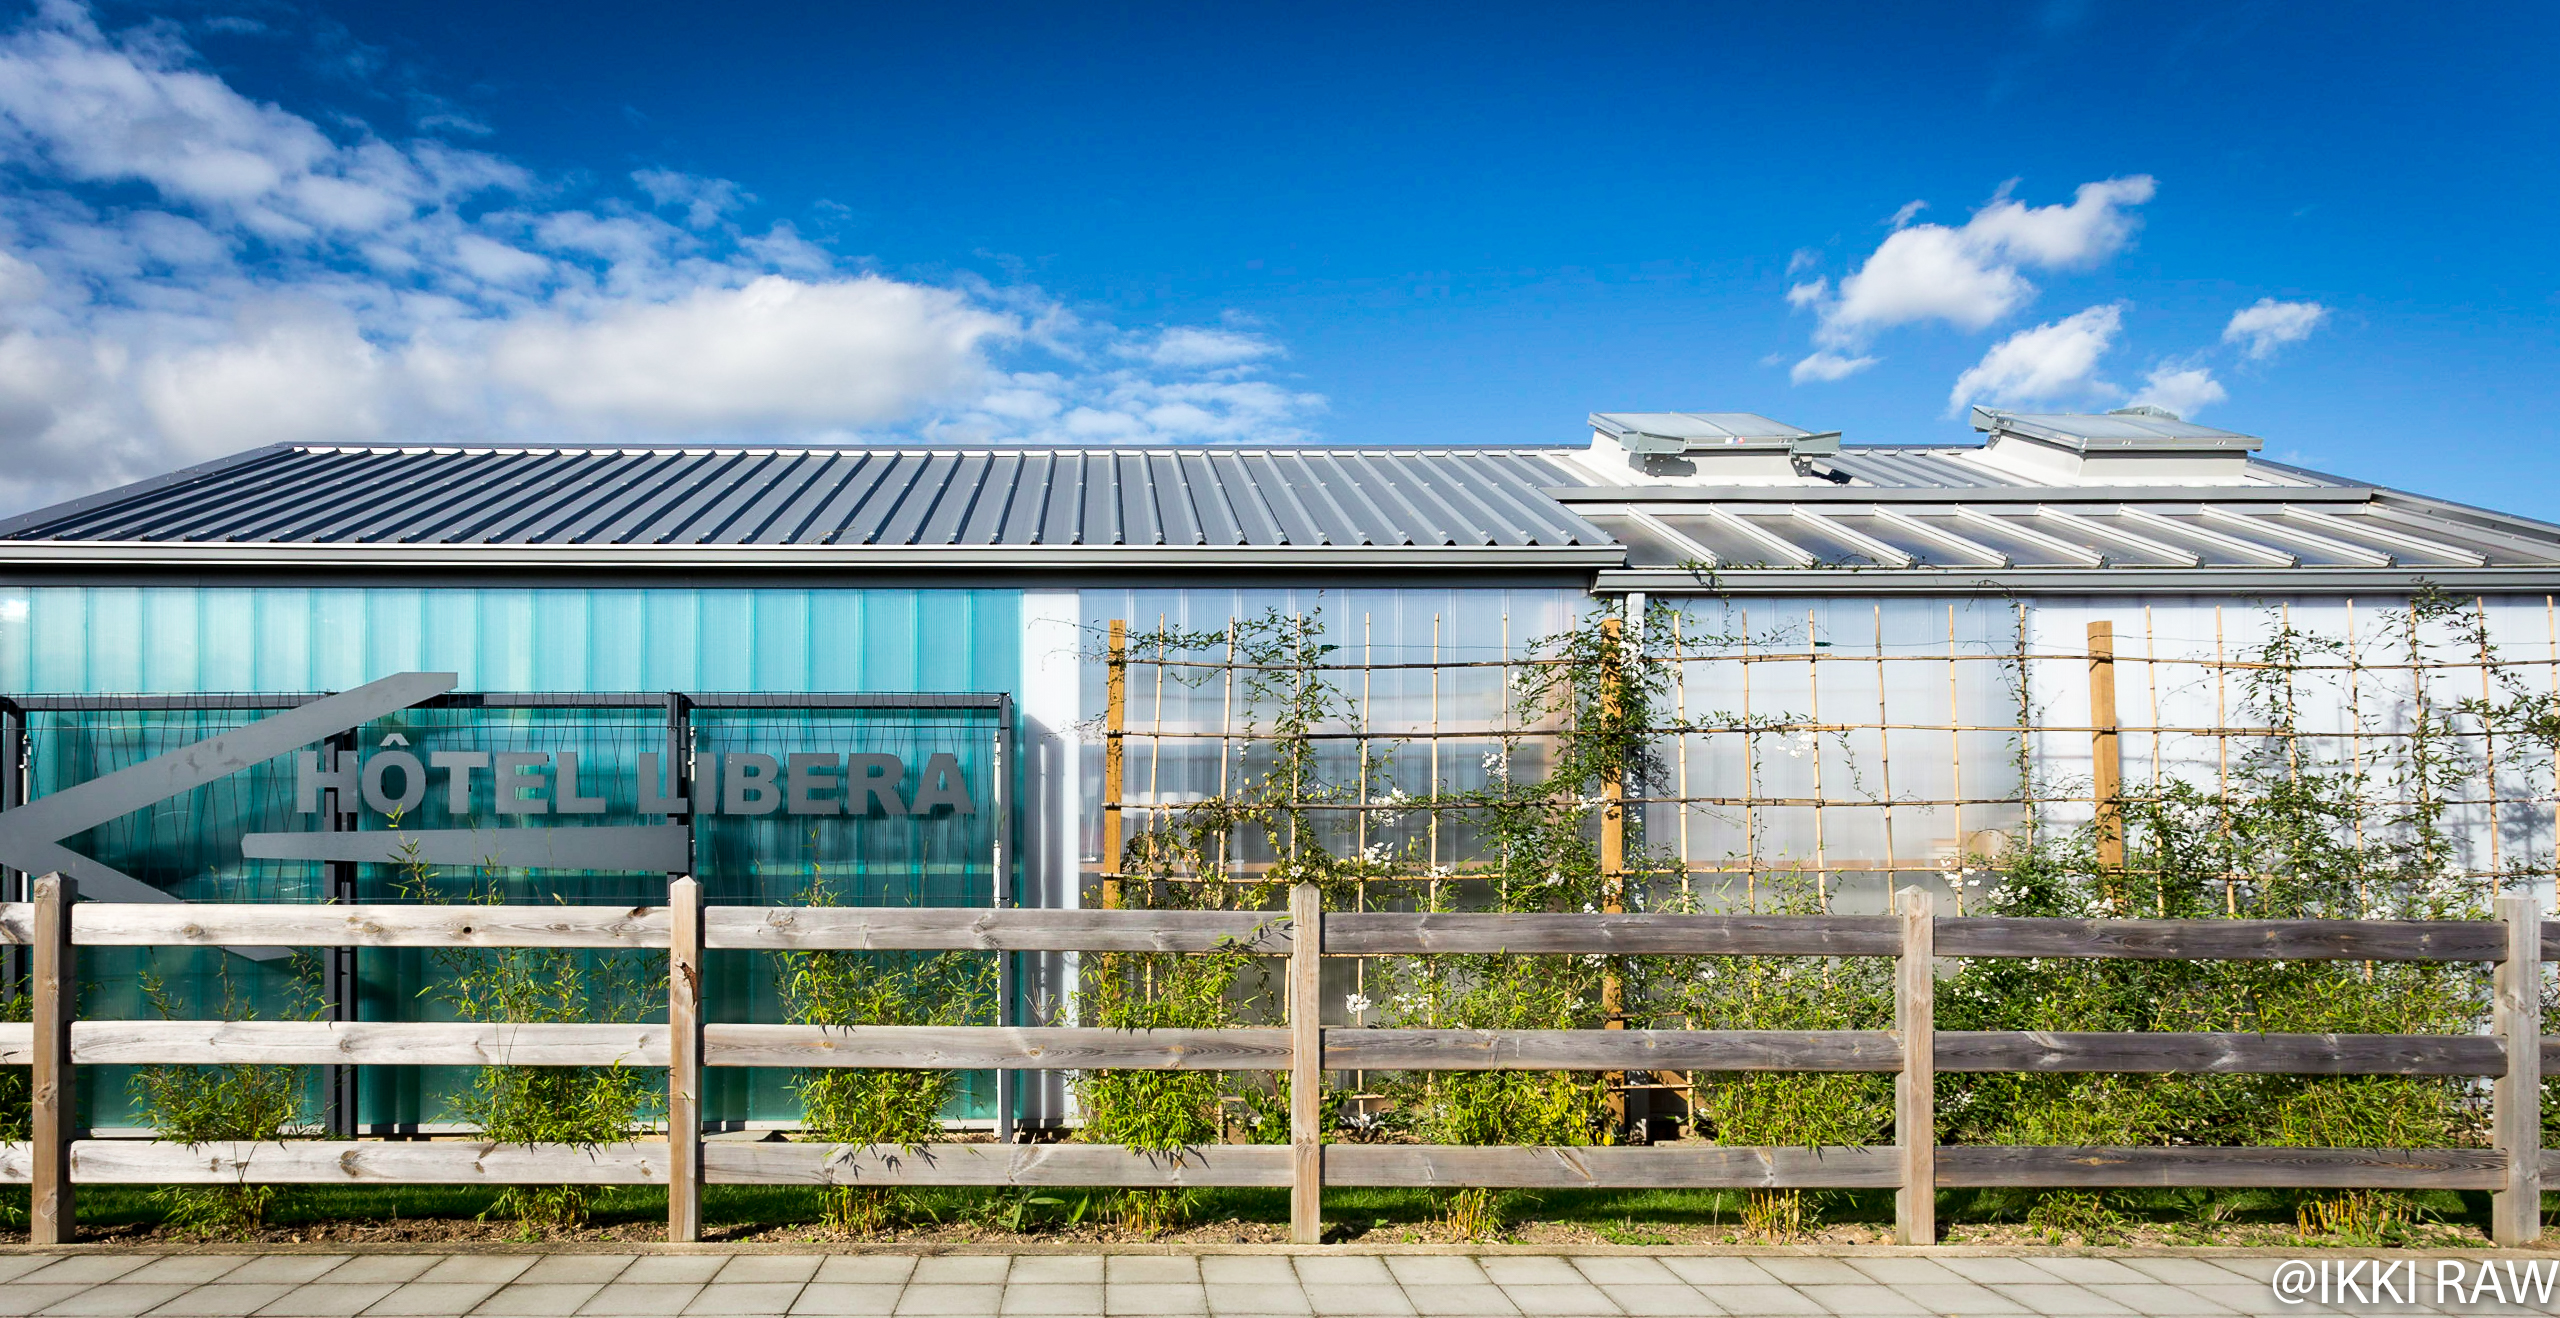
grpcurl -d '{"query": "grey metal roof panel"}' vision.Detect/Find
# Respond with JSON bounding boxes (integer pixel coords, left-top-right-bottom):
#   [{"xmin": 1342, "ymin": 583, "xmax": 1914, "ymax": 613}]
[{"xmin": 5, "ymin": 444, "xmax": 1611, "ymax": 553}]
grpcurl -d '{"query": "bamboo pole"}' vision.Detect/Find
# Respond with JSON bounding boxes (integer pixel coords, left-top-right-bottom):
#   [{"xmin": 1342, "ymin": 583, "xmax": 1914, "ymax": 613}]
[
  {"xmin": 667, "ymin": 875, "xmax": 703, "ymax": 1243},
  {"xmin": 31, "ymin": 872, "xmax": 74, "ymax": 1245},
  {"xmin": 1599, "ymin": 615, "xmax": 1628, "ymax": 1134},
  {"xmin": 1289, "ymin": 882, "xmax": 1324, "ymax": 1244},
  {"xmin": 1947, "ymin": 604, "xmax": 1964, "ymax": 915},
  {"xmin": 1894, "ymin": 883, "xmax": 1935, "ymax": 1245},
  {"xmin": 1102, "ymin": 620, "xmax": 1127, "ymax": 910},
  {"xmin": 2089, "ymin": 621, "xmax": 2123, "ymax": 873}
]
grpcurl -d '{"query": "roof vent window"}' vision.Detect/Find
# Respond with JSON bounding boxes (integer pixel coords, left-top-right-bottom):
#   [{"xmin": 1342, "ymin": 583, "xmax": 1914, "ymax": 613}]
[
  {"xmin": 1586, "ymin": 412, "xmax": 1839, "ymax": 485},
  {"xmin": 1965, "ymin": 407, "xmax": 2263, "ymax": 486}
]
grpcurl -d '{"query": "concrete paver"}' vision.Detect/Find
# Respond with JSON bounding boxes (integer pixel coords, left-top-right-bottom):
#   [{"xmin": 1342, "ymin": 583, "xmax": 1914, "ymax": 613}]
[
  {"xmin": 361, "ymin": 1281, "xmax": 506, "ymax": 1315},
  {"xmin": 1000, "ymin": 1282, "xmax": 1104, "ymax": 1314},
  {"xmin": 785, "ymin": 1282, "xmax": 902, "ymax": 1315},
  {"xmin": 809, "ymin": 1258, "xmax": 914, "ymax": 1285},
  {"xmin": 1205, "ymin": 1282, "xmax": 1308, "ymax": 1314},
  {"xmin": 30, "ymin": 1283, "xmax": 192, "ymax": 1316},
  {"xmin": 137, "ymin": 1282, "xmax": 296, "ymax": 1316},
  {"xmin": 469, "ymin": 1281, "xmax": 605, "ymax": 1314},
  {"xmin": 513, "ymin": 1257, "xmax": 635, "ymax": 1286},
  {"xmin": 0, "ymin": 1287, "xmax": 85, "ymax": 1318},
  {"xmin": 1492, "ymin": 1284, "xmax": 1620, "ymax": 1315},
  {"xmin": 0, "ymin": 1248, "xmax": 2547, "ymax": 1318},
  {"xmin": 112, "ymin": 1259, "xmax": 246, "ymax": 1286},
  {"xmin": 684, "ymin": 1281, "xmax": 806, "ymax": 1314},
  {"xmin": 574, "ymin": 1281, "xmax": 701, "ymax": 1315}
]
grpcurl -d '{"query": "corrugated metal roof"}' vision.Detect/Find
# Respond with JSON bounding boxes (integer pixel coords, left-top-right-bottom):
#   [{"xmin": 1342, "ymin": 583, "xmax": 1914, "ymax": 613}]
[
  {"xmin": 0, "ymin": 444, "xmax": 1612, "ymax": 552},
  {"xmin": 2, "ymin": 434, "xmax": 2553, "ymax": 589}
]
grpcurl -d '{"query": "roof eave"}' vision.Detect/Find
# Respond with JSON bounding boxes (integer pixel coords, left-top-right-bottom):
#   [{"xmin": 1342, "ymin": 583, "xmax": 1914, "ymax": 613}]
[
  {"xmin": 0, "ymin": 542, "xmax": 1631, "ymax": 571},
  {"xmin": 1595, "ymin": 566, "xmax": 2560, "ymax": 595}
]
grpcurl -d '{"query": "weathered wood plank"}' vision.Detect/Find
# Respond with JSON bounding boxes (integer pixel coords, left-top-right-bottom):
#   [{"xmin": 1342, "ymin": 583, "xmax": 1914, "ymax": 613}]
[
  {"xmin": 1323, "ymin": 912, "xmax": 1898, "ymax": 957},
  {"xmin": 64, "ymin": 1140, "xmax": 669, "ymax": 1184},
  {"xmin": 70, "ymin": 1020, "xmax": 668, "ymax": 1068},
  {"xmin": 705, "ymin": 907, "xmax": 1290, "ymax": 953},
  {"xmin": 704, "ymin": 1142, "xmax": 1291, "ymax": 1187},
  {"xmin": 2494, "ymin": 896, "xmax": 2542, "ymax": 1245},
  {"xmin": 0, "ymin": 1022, "xmax": 27, "ymax": 1065},
  {"xmin": 0, "ymin": 901, "xmax": 26, "ymax": 945},
  {"xmin": 1288, "ymin": 883, "xmax": 1323, "ymax": 1245},
  {"xmin": 1321, "ymin": 1029, "xmax": 1900, "ymax": 1073},
  {"xmin": 667, "ymin": 877, "xmax": 703, "ymax": 1244},
  {"xmin": 1894, "ymin": 885, "xmax": 1935, "ymax": 1245},
  {"xmin": 1935, "ymin": 917, "xmax": 2505, "ymax": 963},
  {"xmin": 31, "ymin": 876, "xmax": 73, "ymax": 1245},
  {"xmin": 1935, "ymin": 1145, "xmax": 2505, "ymax": 1190},
  {"xmin": 74, "ymin": 903, "xmax": 669, "ymax": 948},
  {"xmin": 0, "ymin": 1142, "xmax": 24, "ymax": 1184},
  {"xmin": 1324, "ymin": 1144, "xmax": 1901, "ymax": 1189},
  {"xmin": 1934, "ymin": 1031, "xmax": 2502, "ymax": 1076},
  {"xmin": 703, "ymin": 1024, "xmax": 1293, "ymax": 1071}
]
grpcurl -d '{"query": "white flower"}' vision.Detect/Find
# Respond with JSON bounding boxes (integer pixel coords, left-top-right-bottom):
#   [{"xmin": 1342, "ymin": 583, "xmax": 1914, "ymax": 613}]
[
  {"xmin": 1345, "ymin": 993, "xmax": 1374, "ymax": 1017},
  {"xmin": 1784, "ymin": 730, "xmax": 1818, "ymax": 758}
]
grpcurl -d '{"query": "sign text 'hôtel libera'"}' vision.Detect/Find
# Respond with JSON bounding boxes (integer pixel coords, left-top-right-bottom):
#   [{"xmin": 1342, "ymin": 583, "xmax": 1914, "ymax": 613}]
[{"xmin": 295, "ymin": 746, "xmax": 979, "ymax": 819}]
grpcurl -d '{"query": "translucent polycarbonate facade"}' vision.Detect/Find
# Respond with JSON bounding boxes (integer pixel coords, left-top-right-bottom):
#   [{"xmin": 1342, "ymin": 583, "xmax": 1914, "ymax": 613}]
[
  {"xmin": 0, "ymin": 586, "xmax": 1018, "ymax": 1129},
  {"xmin": 0, "ymin": 586, "xmax": 1018, "ymax": 696},
  {"xmin": 8, "ymin": 578, "xmax": 2559, "ymax": 1135}
]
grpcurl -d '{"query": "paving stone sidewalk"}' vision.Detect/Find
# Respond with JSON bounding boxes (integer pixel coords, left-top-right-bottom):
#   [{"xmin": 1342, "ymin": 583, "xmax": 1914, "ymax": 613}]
[{"xmin": 0, "ymin": 1250, "xmax": 2550, "ymax": 1317}]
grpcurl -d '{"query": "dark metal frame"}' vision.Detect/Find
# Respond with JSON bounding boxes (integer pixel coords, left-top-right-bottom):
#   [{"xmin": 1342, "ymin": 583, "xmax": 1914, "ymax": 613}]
[{"xmin": 0, "ymin": 686, "xmax": 1018, "ymax": 1138}]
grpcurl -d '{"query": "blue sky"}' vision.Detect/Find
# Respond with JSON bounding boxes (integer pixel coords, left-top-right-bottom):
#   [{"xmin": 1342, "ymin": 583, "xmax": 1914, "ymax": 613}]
[{"xmin": 0, "ymin": 0, "xmax": 2549, "ymax": 515}]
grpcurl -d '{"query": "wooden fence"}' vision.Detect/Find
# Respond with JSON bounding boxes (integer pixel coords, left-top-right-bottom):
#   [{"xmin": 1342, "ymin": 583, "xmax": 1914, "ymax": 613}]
[{"xmin": 0, "ymin": 875, "xmax": 2548, "ymax": 1248}]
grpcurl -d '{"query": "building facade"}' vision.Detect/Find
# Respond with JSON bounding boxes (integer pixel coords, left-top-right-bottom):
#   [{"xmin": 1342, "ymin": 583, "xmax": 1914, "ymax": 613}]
[{"xmin": 4, "ymin": 406, "xmax": 2555, "ymax": 1131}]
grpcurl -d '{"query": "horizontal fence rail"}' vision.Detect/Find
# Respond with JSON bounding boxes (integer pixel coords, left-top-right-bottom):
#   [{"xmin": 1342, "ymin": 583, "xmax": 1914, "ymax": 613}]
[{"xmin": 1, "ymin": 878, "xmax": 2548, "ymax": 1247}]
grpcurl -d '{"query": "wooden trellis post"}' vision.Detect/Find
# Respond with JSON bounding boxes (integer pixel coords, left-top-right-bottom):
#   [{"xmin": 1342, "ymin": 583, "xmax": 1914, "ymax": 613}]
[
  {"xmin": 1598, "ymin": 615, "xmax": 1628, "ymax": 1133},
  {"xmin": 31, "ymin": 872, "xmax": 74, "ymax": 1246},
  {"xmin": 2493, "ymin": 894, "xmax": 2541, "ymax": 1246},
  {"xmin": 1894, "ymin": 884, "xmax": 1935, "ymax": 1245},
  {"xmin": 1289, "ymin": 882, "xmax": 1324, "ymax": 1243},
  {"xmin": 1102, "ymin": 620, "xmax": 1127, "ymax": 910},
  {"xmin": 667, "ymin": 875, "xmax": 704, "ymax": 1243},
  {"xmin": 2088, "ymin": 621, "xmax": 2124, "ymax": 872}
]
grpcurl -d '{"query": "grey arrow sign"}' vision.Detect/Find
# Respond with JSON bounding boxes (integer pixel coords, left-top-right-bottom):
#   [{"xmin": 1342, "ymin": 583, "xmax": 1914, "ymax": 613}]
[{"xmin": 0, "ymin": 671, "xmax": 462, "ymax": 959}]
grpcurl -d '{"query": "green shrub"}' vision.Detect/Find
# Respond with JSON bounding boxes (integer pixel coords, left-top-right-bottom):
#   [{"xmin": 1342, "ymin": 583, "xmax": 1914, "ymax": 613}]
[
  {"xmin": 777, "ymin": 893, "xmax": 995, "ymax": 1235},
  {"xmin": 127, "ymin": 961, "xmax": 323, "ymax": 1236}
]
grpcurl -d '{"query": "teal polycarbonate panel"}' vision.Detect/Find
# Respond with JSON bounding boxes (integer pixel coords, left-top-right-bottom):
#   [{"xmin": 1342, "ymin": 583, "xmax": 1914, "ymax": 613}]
[
  {"xmin": 0, "ymin": 586, "xmax": 1020, "ymax": 1131},
  {"xmin": 0, "ymin": 586, "xmax": 1019, "ymax": 696}
]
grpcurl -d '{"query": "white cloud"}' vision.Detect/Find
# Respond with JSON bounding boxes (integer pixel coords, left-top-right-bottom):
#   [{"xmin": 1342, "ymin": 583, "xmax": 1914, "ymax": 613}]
[
  {"xmin": 1788, "ymin": 176, "xmax": 2155, "ymax": 379},
  {"xmin": 0, "ymin": 5, "xmax": 1323, "ymax": 511},
  {"xmin": 2128, "ymin": 361, "xmax": 2226, "ymax": 418},
  {"xmin": 1790, "ymin": 351, "xmax": 1877, "ymax": 384},
  {"xmin": 1947, "ymin": 304, "xmax": 2123, "ymax": 413},
  {"xmin": 1134, "ymin": 326, "xmax": 1278, "ymax": 370},
  {"xmin": 489, "ymin": 275, "xmax": 1009, "ymax": 430},
  {"xmin": 2222, "ymin": 297, "xmax": 2328, "ymax": 360}
]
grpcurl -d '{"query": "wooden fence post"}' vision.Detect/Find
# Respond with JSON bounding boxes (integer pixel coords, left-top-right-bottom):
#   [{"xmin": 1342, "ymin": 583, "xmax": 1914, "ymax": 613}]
[
  {"xmin": 2088, "ymin": 621, "xmax": 2123, "ymax": 873},
  {"xmin": 31, "ymin": 872, "xmax": 74, "ymax": 1245},
  {"xmin": 1894, "ymin": 883, "xmax": 1935, "ymax": 1245},
  {"xmin": 1102, "ymin": 620, "xmax": 1127, "ymax": 911},
  {"xmin": 1290, "ymin": 881, "xmax": 1324, "ymax": 1244},
  {"xmin": 2494, "ymin": 893, "xmax": 2541, "ymax": 1246},
  {"xmin": 668, "ymin": 875, "xmax": 704, "ymax": 1243}
]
